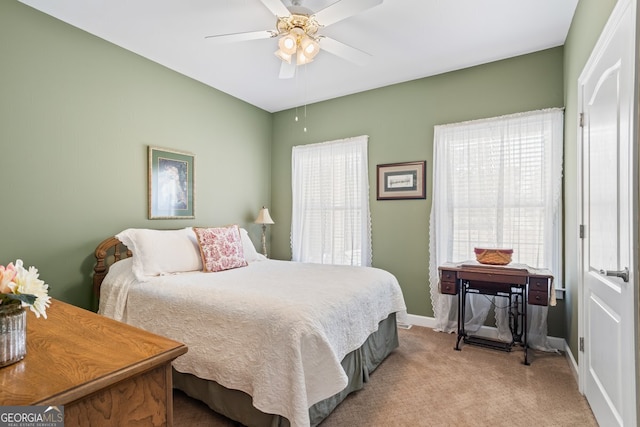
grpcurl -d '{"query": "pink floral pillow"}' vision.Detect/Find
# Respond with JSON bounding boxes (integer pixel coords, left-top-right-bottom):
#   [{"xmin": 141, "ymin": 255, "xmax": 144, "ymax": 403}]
[{"xmin": 193, "ymin": 226, "xmax": 248, "ymax": 272}]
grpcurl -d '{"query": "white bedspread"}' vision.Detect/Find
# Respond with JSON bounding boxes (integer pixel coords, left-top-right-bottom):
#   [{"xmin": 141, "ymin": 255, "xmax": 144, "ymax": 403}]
[{"xmin": 99, "ymin": 259, "xmax": 406, "ymax": 427}]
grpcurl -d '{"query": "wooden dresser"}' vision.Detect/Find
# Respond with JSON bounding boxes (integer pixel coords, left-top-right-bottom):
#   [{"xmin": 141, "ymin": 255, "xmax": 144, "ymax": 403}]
[{"xmin": 0, "ymin": 299, "xmax": 187, "ymax": 426}]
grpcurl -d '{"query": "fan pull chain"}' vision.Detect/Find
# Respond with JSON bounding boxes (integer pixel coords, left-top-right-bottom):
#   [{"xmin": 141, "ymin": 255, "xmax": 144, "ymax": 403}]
[
  {"xmin": 302, "ymin": 62, "xmax": 308, "ymax": 132},
  {"xmin": 293, "ymin": 61, "xmax": 309, "ymax": 133}
]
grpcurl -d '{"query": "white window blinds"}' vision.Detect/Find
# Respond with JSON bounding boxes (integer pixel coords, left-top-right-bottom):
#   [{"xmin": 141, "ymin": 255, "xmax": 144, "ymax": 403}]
[{"xmin": 291, "ymin": 135, "xmax": 372, "ymax": 266}]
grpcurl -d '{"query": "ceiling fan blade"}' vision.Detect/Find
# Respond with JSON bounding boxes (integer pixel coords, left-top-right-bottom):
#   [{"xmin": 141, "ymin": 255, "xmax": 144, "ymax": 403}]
[
  {"xmin": 259, "ymin": 0, "xmax": 291, "ymax": 17},
  {"xmin": 279, "ymin": 61, "xmax": 296, "ymax": 79},
  {"xmin": 319, "ymin": 36, "xmax": 372, "ymax": 66},
  {"xmin": 205, "ymin": 30, "xmax": 276, "ymax": 44},
  {"xmin": 313, "ymin": 0, "xmax": 383, "ymax": 27}
]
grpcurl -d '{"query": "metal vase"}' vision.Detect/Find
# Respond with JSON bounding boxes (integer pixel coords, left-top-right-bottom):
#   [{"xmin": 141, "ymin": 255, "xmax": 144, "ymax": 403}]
[{"xmin": 0, "ymin": 303, "xmax": 27, "ymax": 367}]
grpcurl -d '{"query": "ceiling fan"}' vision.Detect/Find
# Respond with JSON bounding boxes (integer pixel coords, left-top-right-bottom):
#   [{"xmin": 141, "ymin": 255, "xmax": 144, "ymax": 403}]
[{"xmin": 205, "ymin": 0, "xmax": 383, "ymax": 79}]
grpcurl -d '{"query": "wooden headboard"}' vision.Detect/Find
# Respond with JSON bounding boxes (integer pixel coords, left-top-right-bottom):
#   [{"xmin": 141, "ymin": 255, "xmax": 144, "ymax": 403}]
[{"xmin": 93, "ymin": 236, "xmax": 132, "ymax": 297}]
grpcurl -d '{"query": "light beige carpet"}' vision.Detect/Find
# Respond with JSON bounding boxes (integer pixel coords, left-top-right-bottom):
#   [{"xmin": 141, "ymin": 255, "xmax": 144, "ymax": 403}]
[{"xmin": 173, "ymin": 326, "xmax": 597, "ymax": 426}]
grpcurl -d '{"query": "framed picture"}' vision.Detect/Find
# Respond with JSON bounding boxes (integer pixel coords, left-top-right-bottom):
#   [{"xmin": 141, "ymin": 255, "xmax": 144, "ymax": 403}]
[
  {"xmin": 148, "ymin": 146, "xmax": 195, "ymax": 219},
  {"xmin": 376, "ymin": 161, "xmax": 427, "ymax": 200}
]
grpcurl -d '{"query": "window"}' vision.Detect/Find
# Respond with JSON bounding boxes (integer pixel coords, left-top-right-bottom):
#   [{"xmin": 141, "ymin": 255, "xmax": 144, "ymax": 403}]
[
  {"xmin": 428, "ymin": 109, "xmax": 563, "ymax": 340},
  {"xmin": 291, "ymin": 135, "xmax": 371, "ymax": 266}
]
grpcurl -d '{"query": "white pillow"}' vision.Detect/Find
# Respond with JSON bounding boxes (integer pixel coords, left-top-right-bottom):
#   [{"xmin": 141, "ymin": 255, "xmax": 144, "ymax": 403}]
[
  {"xmin": 239, "ymin": 228, "xmax": 260, "ymax": 262},
  {"xmin": 115, "ymin": 228, "xmax": 203, "ymax": 280}
]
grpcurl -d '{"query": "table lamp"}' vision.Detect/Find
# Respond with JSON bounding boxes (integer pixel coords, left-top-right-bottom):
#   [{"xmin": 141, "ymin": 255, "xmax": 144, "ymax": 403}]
[{"xmin": 255, "ymin": 207, "xmax": 275, "ymax": 257}]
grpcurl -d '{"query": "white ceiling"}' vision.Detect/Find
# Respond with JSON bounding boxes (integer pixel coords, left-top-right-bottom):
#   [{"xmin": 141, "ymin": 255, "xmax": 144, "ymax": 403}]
[{"xmin": 19, "ymin": 0, "xmax": 579, "ymax": 113}]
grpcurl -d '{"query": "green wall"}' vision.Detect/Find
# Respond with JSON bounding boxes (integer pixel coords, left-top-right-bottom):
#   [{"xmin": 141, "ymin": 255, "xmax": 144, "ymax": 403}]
[
  {"xmin": 562, "ymin": 0, "xmax": 618, "ymax": 360},
  {"xmin": 1, "ymin": 0, "xmax": 620, "ymax": 352},
  {"xmin": 271, "ymin": 48, "xmax": 566, "ymax": 335},
  {"xmin": 0, "ymin": 1, "xmax": 272, "ymax": 310}
]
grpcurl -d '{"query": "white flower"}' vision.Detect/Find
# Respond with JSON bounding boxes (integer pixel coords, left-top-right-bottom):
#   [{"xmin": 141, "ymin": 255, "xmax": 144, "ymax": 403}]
[{"xmin": 11, "ymin": 259, "xmax": 51, "ymax": 319}]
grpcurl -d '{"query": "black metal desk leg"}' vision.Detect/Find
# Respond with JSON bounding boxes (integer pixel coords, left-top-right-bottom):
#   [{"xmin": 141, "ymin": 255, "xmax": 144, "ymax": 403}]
[
  {"xmin": 455, "ymin": 280, "xmax": 464, "ymax": 351},
  {"xmin": 523, "ymin": 290, "xmax": 529, "ymax": 365},
  {"xmin": 511, "ymin": 293, "xmax": 521, "ymax": 343}
]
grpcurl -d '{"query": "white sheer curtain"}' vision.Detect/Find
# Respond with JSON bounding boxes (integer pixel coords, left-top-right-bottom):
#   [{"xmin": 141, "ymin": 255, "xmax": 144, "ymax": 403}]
[
  {"xmin": 428, "ymin": 109, "xmax": 563, "ymax": 350},
  {"xmin": 291, "ymin": 135, "xmax": 372, "ymax": 266}
]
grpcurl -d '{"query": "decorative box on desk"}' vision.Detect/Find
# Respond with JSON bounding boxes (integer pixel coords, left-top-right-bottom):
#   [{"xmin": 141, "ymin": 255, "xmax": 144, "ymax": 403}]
[
  {"xmin": 0, "ymin": 299, "xmax": 187, "ymax": 426},
  {"xmin": 438, "ymin": 262, "xmax": 554, "ymax": 365}
]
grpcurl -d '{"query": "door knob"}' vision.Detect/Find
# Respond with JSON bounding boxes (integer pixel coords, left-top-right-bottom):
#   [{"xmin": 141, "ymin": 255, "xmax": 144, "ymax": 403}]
[{"xmin": 599, "ymin": 267, "xmax": 629, "ymax": 282}]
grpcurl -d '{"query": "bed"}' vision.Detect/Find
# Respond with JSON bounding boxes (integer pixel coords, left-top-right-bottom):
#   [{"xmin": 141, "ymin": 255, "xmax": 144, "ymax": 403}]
[{"xmin": 93, "ymin": 226, "xmax": 407, "ymax": 427}]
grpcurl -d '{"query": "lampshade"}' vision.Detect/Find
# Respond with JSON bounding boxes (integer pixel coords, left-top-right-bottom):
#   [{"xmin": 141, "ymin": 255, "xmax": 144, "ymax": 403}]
[
  {"xmin": 255, "ymin": 207, "xmax": 275, "ymax": 225},
  {"xmin": 274, "ymin": 49, "xmax": 292, "ymax": 64},
  {"xmin": 300, "ymin": 36, "xmax": 319, "ymax": 59},
  {"xmin": 296, "ymin": 49, "xmax": 314, "ymax": 65},
  {"xmin": 278, "ymin": 33, "xmax": 298, "ymax": 55}
]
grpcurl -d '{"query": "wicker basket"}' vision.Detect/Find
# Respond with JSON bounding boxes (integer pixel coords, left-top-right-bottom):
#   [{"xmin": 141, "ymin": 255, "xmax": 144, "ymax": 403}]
[{"xmin": 474, "ymin": 248, "xmax": 513, "ymax": 265}]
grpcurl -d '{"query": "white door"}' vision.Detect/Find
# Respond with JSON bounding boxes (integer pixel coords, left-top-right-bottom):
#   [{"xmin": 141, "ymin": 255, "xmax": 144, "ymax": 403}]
[{"xmin": 578, "ymin": 0, "xmax": 637, "ymax": 426}]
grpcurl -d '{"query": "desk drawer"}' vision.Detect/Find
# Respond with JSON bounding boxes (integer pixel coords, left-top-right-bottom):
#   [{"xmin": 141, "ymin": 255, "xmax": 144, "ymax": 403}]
[
  {"xmin": 529, "ymin": 277, "xmax": 549, "ymax": 292},
  {"xmin": 528, "ymin": 289, "xmax": 548, "ymax": 306},
  {"xmin": 441, "ymin": 270, "xmax": 456, "ymax": 282},
  {"xmin": 458, "ymin": 271, "xmax": 527, "ymax": 285},
  {"xmin": 440, "ymin": 280, "xmax": 458, "ymax": 295},
  {"xmin": 467, "ymin": 280, "xmax": 515, "ymax": 294}
]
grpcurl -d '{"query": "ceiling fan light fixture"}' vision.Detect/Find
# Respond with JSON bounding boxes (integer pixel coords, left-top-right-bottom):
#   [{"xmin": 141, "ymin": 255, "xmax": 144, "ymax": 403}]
[
  {"xmin": 207, "ymin": 0, "xmax": 383, "ymax": 80},
  {"xmin": 278, "ymin": 34, "xmax": 298, "ymax": 55},
  {"xmin": 296, "ymin": 49, "xmax": 314, "ymax": 65},
  {"xmin": 300, "ymin": 36, "xmax": 319, "ymax": 59},
  {"xmin": 274, "ymin": 49, "xmax": 292, "ymax": 64}
]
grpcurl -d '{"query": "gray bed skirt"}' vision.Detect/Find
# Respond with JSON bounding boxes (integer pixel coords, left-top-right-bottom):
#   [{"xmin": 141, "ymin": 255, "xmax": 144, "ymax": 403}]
[{"xmin": 173, "ymin": 312, "xmax": 399, "ymax": 427}]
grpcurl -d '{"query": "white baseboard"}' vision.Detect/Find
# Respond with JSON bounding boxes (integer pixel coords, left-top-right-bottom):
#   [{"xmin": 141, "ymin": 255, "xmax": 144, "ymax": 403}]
[
  {"xmin": 404, "ymin": 313, "xmax": 566, "ymax": 352},
  {"xmin": 564, "ymin": 339, "xmax": 580, "ymax": 385}
]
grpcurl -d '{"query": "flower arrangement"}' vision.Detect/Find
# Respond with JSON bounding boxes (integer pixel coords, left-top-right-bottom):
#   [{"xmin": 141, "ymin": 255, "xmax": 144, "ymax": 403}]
[{"xmin": 0, "ymin": 259, "xmax": 51, "ymax": 319}]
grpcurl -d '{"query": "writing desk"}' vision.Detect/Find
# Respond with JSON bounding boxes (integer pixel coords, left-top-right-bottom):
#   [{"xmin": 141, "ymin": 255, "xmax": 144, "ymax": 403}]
[{"xmin": 438, "ymin": 262, "xmax": 553, "ymax": 365}]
